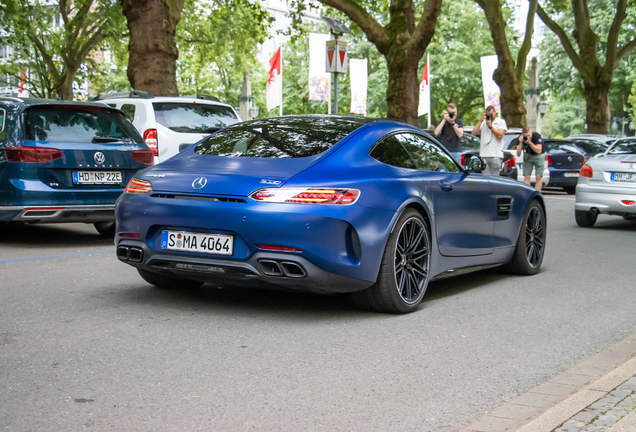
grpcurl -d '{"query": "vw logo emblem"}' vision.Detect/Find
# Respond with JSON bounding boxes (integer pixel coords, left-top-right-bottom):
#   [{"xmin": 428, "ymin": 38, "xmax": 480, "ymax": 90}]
[
  {"xmin": 568, "ymin": 156, "xmax": 572, "ymax": 162},
  {"xmin": 94, "ymin": 152, "xmax": 105, "ymax": 164},
  {"xmin": 192, "ymin": 177, "xmax": 207, "ymax": 189}
]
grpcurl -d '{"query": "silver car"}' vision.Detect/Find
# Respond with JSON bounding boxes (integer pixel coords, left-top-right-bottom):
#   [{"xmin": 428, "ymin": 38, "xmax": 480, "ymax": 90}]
[{"xmin": 575, "ymin": 137, "xmax": 636, "ymax": 227}]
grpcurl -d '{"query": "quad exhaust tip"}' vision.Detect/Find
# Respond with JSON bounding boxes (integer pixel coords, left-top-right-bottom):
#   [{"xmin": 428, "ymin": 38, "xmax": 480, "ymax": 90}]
[
  {"xmin": 258, "ymin": 259, "xmax": 306, "ymax": 278},
  {"xmin": 117, "ymin": 246, "xmax": 144, "ymax": 263}
]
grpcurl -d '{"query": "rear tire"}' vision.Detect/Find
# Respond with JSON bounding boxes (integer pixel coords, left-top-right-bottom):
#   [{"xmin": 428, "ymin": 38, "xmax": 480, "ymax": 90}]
[
  {"xmin": 575, "ymin": 209, "xmax": 597, "ymax": 227},
  {"xmin": 501, "ymin": 200, "xmax": 546, "ymax": 275},
  {"xmin": 137, "ymin": 269, "xmax": 203, "ymax": 289},
  {"xmin": 94, "ymin": 221, "xmax": 116, "ymax": 237},
  {"xmin": 350, "ymin": 209, "xmax": 431, "ymax": 314}
]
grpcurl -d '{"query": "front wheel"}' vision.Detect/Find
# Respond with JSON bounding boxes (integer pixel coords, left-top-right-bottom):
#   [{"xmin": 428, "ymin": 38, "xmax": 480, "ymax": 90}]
[
  {"xmin": 501, "ymin": 200, "xmax": 546, "ymax": 275},
  {"xmin": 575, "ymin": 209, "xmax": 597, "ymax": 227},
  {"xmin": 351, "ymin": 209, "xmax": 431, "ymax": 314}
]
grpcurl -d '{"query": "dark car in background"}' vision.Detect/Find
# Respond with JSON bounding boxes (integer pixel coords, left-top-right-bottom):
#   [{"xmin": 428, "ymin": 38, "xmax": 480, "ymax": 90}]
[
  {"xmin": 558, "ymin": 138, "xmax": 609, "ymax": 159},
  {"xmin": 542, "ymin": 139, "xmax": 586, "ymax": 194},
  {"xmin": 0, "ymin": 97, "xmax": 153, "ymax": 236}
]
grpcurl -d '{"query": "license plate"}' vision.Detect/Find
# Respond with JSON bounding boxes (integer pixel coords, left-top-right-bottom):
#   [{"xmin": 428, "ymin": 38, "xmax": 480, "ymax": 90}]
[
  {"xmin": 73, "ymin": 171, "xmax": 122, "ymax": 184},
  {"xmin": 611, "ymin": 172, "xmax": 636, "ymax": 182},
  {"xmin": 161, "ymin": 231, "xmax": 233, "ymax": 256},
  {"xmin": 564, "ymin": 172, "xmax": 580, "ymax": 177}
]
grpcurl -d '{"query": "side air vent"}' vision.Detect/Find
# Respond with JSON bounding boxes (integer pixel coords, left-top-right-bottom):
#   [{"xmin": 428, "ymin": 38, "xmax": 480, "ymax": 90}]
[
  {"xmin": 497, "ymin": 197, "xmax": 512, "ymax": 217},
  {"xmin": 151, "ymin": 194, "xmax": 246, "ymax": 203}
]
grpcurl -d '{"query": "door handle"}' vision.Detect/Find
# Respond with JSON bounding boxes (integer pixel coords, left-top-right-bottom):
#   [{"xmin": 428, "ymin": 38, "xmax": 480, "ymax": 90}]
[{"xmin": 439, "ymin": 180, "xmax": 454, "ymax": 192}]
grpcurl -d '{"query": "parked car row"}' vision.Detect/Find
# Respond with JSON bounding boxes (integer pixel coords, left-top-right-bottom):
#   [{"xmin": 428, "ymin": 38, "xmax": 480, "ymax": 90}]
[{"xmin": 0, "ymin": 92, "xmax": 241, "ymax": 236}]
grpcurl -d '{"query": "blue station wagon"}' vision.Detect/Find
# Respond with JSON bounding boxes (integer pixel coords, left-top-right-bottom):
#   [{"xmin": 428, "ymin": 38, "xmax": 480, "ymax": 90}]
[{"xmin": 0, "ymin": 97, "xmax": 153, "ymax": 236}]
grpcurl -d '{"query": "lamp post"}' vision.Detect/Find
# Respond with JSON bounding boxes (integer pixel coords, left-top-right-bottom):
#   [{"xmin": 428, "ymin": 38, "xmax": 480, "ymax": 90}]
[
  {"xmin": 612, "ymin": 117, "xmax": 632, "ymax": 135},
  {"xmin": 538, "ymin": 100, "xmax": 549, "ymax": 118},
  {"xmin": 249, "ymin": 106, "xmax": 259, "ymax": 119}
]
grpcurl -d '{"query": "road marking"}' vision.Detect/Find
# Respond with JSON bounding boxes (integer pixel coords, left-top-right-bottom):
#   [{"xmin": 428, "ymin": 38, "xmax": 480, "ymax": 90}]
[{"xmin": 0, "ymin": 249, "xmax": 115, "ymax": 264}]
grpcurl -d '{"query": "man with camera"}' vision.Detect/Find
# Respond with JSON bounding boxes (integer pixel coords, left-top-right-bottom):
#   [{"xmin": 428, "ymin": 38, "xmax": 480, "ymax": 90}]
[
  {"xmin": 515, "ymin": 126, "xmax": 545, "ymax": 192},
  {"xmin": 434, "ymin": 103, "xmax": 464, "ymax": 162},
  {"xmin": 471, "ymin": 105, "xmax": 508, "ymax": 175}
]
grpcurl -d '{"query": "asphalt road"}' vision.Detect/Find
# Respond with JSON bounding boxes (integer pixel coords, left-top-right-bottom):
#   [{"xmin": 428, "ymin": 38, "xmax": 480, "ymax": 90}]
[{"xmin": 1, "ymin": 192, "xmax": 635, "ymax": 431}]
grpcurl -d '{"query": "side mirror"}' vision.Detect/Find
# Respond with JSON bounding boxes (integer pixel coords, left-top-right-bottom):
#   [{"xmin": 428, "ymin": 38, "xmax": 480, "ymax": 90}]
[{"xmin": 466, "ymin": 155, "xmax": 485, "ymax": 173}]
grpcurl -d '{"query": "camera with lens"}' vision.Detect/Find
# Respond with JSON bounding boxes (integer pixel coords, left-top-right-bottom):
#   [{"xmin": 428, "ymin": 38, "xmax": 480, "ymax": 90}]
[
  {"xmin": 448, "ymin": 112, "xmax": 455, "ymax": 119},
  {"xmin": 485, "ymin": 113, "xmax": 493, "ymax": 121},
  {"xmin": 522, "ymin": 135, "xmax": 530, "ymax": 150}
]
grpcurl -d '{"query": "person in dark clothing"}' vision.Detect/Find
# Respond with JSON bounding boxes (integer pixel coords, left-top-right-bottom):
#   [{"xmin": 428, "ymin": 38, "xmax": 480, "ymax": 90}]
[
  {"xmin": 513, "ymin": 126, "xmax": 545, "ymax": 191},
  {"xmin": 434, "ymin": 103, "xmax": 464, "ymax": 163}
]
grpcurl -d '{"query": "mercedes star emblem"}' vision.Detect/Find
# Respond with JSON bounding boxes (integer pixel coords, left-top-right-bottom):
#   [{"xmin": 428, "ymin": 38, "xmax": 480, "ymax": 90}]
[
  {"xmin": 192, "ymin": 177, "xmax": 207, "ymax": 189},
  {"xmin": 94, "ymin": 152, "xmax": 105, "ymax": 164}
]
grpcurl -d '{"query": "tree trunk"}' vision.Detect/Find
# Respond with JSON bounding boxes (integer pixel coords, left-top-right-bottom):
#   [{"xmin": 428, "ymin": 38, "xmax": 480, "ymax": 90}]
[
  {"xmin": 121, "ymin": 0, "xmax": 185, "ymax": 96},
  {"xmin": 478, "ymin": 0, "xmax": 527, "ymax": 128},
  {"xmin": 385, "ymin": 50, "xmax": 420, "ymax": 125},
  {"xmin": 583, "ymin": 82, "xmax": 611, "ymax": 134}
]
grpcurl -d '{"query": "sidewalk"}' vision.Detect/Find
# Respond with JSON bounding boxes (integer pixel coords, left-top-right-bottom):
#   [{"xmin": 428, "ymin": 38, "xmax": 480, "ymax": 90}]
[{"xmin": 462, "ymin": 331, "xmax": 636, "ymax": 432}]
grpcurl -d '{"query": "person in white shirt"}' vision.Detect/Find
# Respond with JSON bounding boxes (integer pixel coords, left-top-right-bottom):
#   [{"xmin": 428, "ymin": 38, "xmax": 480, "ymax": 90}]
[{"xmin": 470, "ymin": 105, "xmax": 508, "ymax": 176}]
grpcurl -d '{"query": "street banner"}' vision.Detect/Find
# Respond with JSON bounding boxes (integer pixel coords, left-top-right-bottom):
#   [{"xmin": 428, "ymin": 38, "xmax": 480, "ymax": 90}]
[
  {"xmin": 266, "ymin": 47, "xmax": 282, "ymax": 112},
  {"xmin": 349, "ymin": 58, "xmax": 367, "ymax": 115},
  {"xmin": 480, "ymin": 55, "xmax": 501, "ymax": 112},
  {"xmin": 308, "ymin": 33, "xmax": 330, "ymax": 102},
  {"xmin": 417, "ymin": 56, "xmax": 430, "ymax": 125}
]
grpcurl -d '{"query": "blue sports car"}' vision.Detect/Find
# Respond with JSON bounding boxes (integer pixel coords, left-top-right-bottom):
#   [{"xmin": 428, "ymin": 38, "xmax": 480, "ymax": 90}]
[{"xmin": 115, "ymin": 115, "xmax": 546, "ymax": 314}]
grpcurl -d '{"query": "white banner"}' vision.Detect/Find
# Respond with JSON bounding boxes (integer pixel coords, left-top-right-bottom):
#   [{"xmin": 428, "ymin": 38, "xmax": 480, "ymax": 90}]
[
  {"xmin": 308, "ymin": 33, "xmax": 330, "ymax": 101},
  {"xmin": 417, "ymin": 57, "xmax": 430, "ymax": 119},
  {"xmin": 349, "ymin": 58, "xmax": 367, "ymax": 115},
  {"xmin": 480, "ymin": 55, "xmax": 501, "ymax": 112}
]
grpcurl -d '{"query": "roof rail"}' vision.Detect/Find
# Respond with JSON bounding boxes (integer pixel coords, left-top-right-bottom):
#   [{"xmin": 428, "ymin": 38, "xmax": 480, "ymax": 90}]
[
  {"xmin": 93, "ymin": 90, "xmax": 154, "ymax": 101},
  {"xmin": 181, "ymin": 94, "xmax": 221, "ymax": 102}
]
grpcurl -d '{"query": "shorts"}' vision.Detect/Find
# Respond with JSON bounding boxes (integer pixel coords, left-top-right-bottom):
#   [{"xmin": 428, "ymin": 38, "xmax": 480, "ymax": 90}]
[{"xmin": 523, "ymin": 153, "xmax": 545, "ymax": 176}]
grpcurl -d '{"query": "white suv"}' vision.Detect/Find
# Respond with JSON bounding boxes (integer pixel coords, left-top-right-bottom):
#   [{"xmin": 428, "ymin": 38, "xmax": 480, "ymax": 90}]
[{"xmin": 95, "ymin": 91, "xmax": 241, "ymax": 163}]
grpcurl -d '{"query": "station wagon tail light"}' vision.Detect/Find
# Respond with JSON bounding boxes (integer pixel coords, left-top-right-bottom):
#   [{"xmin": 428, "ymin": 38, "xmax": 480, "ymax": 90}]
[
  {"xmin": 131, "ymin": 149, "xmax": 154, "ymax": 165},
  {"xmin": 124, "ymin": 178, "xmax": 152, "ymax": 193},
  {"xmin": 5, "ymin": 146, "xmax": 62, "ymax": 162},
  {"xmin": 143, "ymin": 129, "xmax": 158, "ymax": 156},
  {"xmin": 505, "ymin": 156, "xmax": 516, "ymax": 167},
  {"xmin": 250, "ymin": 187, "xmax": 360, "ymax": 205},
  {"xmin": 580, "ymin": 164, "xmax": 593, "ymax": 178}
]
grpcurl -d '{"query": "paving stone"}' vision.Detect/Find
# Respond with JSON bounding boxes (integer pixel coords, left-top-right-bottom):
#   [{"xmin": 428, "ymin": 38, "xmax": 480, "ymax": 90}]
[
  {"xmin": 571, "ymin": 409, "xmax": 599, "ymax": 423},
  {"xmin": 556, "ymin": 419, "xmax": 587, "ymax": 432},
  {"xmin": 621, "ymin": 377, "xmax": 636, "ymax": 390},
  {"xmin": 609, "ymin": 388, "xmax": 633, "ymax": 399}
]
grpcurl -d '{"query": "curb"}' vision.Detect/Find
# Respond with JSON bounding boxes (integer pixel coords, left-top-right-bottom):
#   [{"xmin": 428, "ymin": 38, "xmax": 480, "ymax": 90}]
[{"xmin": 462, "ymin": 331, "xmax": 636, "ymax": 432}]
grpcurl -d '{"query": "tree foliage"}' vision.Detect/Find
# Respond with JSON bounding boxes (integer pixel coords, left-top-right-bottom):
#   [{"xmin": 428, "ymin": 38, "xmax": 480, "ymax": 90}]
[
  {"xmin": 0, "ymin": 0, "xmax": 124, "ymax": 99},
  {"xmin": 176, "ymin": 0, "xmax": 273, "ymax": 108}
]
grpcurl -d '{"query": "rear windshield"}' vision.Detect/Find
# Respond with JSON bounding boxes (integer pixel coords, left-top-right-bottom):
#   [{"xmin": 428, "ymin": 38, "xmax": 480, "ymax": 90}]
[
  {"xmin": 608, "ymin": 139, "xmax": 636, "ymax": 155},
  {"xmin": 152, "ymin": 102, "xmax": 238, "ymax": 133},
  {"xmin": 24, "ymin": 106, "xmax": 143, "ymax": 143},
  {"xmin": 194, "ymin": 117, "xmax": 368, "ymax": 158}
]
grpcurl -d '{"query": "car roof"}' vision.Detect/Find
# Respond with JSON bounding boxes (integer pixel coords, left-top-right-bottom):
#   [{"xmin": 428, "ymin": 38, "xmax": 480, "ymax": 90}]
[{"xmin": 0, "ymin": 96, "xmax": 123, "ymax": 112}]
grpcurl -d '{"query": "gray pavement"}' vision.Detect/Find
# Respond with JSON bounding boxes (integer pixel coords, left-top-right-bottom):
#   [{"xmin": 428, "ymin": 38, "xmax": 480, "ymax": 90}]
[{"xmin": 464, "ymin": 330, "xmax": 636, "ymax": 432}]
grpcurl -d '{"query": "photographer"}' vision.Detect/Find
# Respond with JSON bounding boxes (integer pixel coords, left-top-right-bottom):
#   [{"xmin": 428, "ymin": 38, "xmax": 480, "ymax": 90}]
[
  {"xmin": 515, "ymin": 126, "xmax": 545, "ymax": 191},
  {"xmin": 471, "ymin": 105, "xmax": 507, "ymax": 175},
  {"xmin": 434, "ymin": 103, "xmax": 464, "ymax": 162}
]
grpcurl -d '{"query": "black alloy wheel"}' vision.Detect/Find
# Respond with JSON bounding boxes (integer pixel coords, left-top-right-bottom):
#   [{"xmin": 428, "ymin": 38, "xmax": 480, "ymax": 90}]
[
  {"xmin": 350, "ymin": 208, "xmax": 431, "ymax": 314},
  {"xmin": 394, "ymin": 216, "xmax": 429, "ymax": 305},
  {"xmin": 525, "ymin": 206, "xmax": 545, "ymax": 269},
  {"xmin": 501, "ymin": 200, "xmax": 546, "ymax": 275}
]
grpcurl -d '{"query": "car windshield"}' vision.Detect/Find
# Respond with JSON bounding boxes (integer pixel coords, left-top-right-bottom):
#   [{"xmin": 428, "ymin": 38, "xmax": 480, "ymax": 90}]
[
  {"xmin": 24, "ymin": 105, "xmax": 143, "ymax": 143},
  {"xmin": 608, "ymin": 139, "xmax": 636, "ymax": 155},
  {"xmin": 152, "ymin": 102, "xmax": 239, "ymax": 133},
  {"xmin": 194, "ymin": 116, "xmax": 370, "ymax": 158},
  {"xmin": 566, "ymin": 140, "xmax": 608, "ymax": 156}
]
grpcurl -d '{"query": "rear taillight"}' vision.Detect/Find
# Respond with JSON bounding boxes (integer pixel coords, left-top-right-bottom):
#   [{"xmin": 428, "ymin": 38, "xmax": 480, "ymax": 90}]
[
  {"xmin": 547, "ymin": 155, "xmax": 554, "ymax": 166},
  {"xmin": 250, "ymin": 187, "xmax": 360, "ymax": 205},
  {"xmin": 143, "ymin": 129, "xmax": 158, "ymax": 157},
  {"xmin": 460, "ymin": 154, "xmax": 466, "ymax": 165},
  {"xmin": 580, "ymin": 164, "xmax": 593, "ymax": 178},
  {"xmin": 124, "ymin": 178, "xmax": 152, "ymax": 193},
  {"xmin": 505, "ymin": 156, "xmax": 516, "ymax": 167},
  {"xmin": 4, "ymin": 146, "xmax": 63, "ymax": 162},
  {"xmin": 256, "ymin": 245, "xmax": 302, "ymax": 252},
  {"xmin": 132, "ymin": 150, "xmax": 154, "ymax": 165}
]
